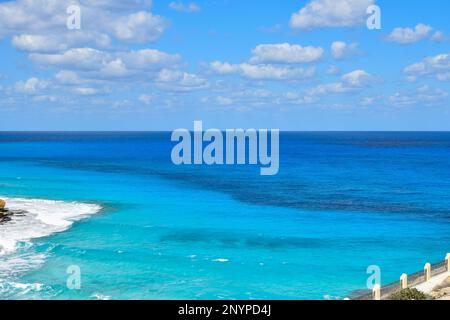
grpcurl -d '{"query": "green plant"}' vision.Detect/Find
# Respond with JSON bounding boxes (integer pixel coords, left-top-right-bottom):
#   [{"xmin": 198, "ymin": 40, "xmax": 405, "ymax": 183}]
[{"xmin": 387, "ymin": 288, "xmax": 431, "ymax": 300}]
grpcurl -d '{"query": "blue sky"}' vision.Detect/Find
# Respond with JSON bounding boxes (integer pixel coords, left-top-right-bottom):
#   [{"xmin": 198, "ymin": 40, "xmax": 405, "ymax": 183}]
[{"xmin": 0, "ymin": 0, "xmax": 449, "ymax": 130}]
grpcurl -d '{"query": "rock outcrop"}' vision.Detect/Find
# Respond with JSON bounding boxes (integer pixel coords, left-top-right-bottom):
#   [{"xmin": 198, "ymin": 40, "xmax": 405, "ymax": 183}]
[
  {"xmin": 0, "ymin": 198, "xmax": 8, "ymax": 222},
  {"xmin": 0, "ymin": 199, "xmax": 24, "ymax": 224}
]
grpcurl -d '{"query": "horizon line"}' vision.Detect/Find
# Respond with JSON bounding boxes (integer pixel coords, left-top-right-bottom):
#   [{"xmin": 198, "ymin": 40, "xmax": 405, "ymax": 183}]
[{"xmin": 1, "ymin": 130, "xmax": 450, "ymax": 133}]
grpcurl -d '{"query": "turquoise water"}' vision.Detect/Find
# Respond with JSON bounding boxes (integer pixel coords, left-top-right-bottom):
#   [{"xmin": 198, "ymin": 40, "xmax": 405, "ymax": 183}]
[{"xmin": 0, "ymin": 132, "xmax": 449, "ymax": 300}]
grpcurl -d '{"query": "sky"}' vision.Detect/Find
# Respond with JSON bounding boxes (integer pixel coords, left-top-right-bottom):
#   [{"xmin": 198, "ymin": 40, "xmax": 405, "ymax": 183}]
[{"xmin": 0, "ymin": 0, "xmax": 449, "ymax": 131}]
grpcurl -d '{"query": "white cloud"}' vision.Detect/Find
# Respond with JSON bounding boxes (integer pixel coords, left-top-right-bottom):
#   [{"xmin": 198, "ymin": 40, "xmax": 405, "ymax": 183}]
[
  {"xmin": 112, "ymin": 11, "xmax": 166, "ymax": 43},
  {"xmin": 30, "ymin": 48, "xmax": 182, "ymax": 82},
  {"xmin": 290, "ymin": 0, "xmax": 375, "ymax": 30},
  {"xmin": 169, "ymin": 2, "xmax": 201, "ymax": 13},
  {"xmin": 331, "ymin": 41, "xmax": 358, "ymax": 60},
  {"xmin": 232, "ymin": 89, "xmax": 274, "ymax": 99},
  {"xmin": 0, "ymin": 1, "xmax": 209, "ymax": 109},
  {"xmin": 139, "ymin": 94, "xmax": 154, "ymax": 105},
  {"xmin": 120, "ymin": 49, "xmax": 181, "ymax": 70},
  {"xmin": 85, "ymin": 0, "xmax": 153, "ymax": 11},
  {"xmin": 388, "ymin": 92, "xmax": 415, "ymax": 106},
  {"xmin": 249, "ymin": 43, "xmax": 324, "ymax": 64},
  {"xmin": 73, "ymin": 87, "xmax": 98, "ymax": 95},
  {"xmin": 55, "ymin": 70, "xmax": 83, "ymax": 85},
  {"xmin": 239, "ymin": 64, "xmax": 315, "ymax": 80},
  {"xmin": 308, "ymin": 82, "xmax": 352, "ymax": 95},
  {"xmin": 157, "ymin": 69, "xmax": 184, "ymax": 82},
  {"xmin": 15, "ymin": 77, "xmax": 49, "ymax": 94},
  {"xmin": 32, "ymin": 95, "xmax": 59, "ymax": 103},
  {"xmin": 430, "ymin": 31, "xmax": 445, "ymax": 42},
  {"xmin": 360, "ymin": 96, "xmax": 376, "ymax": 106},
  {"xmin": 436, "ymin": 73, "xmax": 450, "ymax": 81},
  {"xmin": 327, "ymin": 65, "xmax": 341, "ymax": 75},
  {"xmin": 12, "ymin": 34, "xmax": 67, "ymax": 53},
  {"xmin": 0, "ymin": 0, "xmax": 66, "ymax": 38},
  {"xmin": 156, "ymin": 69, "xmax": 208, "ymax": 91},
  {"xmin": 204, "ymin": 86, "xmax": 315, "ymax": 108},
  {"xmin": 308, "ymin": 69, "xmax": 376, "ymax": 95},
  {"xmin": 404, "ymin": 53, "xmax": 450, "ymax": 81},
  {"xmin": 388, "ymin": 86, "xmax": 448, "ymax": 107},
  {"xmin": 210, "ymin": 43, "xmax": 321, "ymax": 82},
  {"xmin": 210, "ymin": 61, "xmax": 240, "ymax": 75},
  {"xmin": 216, "ymin": 96, "xmax": 233, "ymax": 106},
  {"xmin": 386, "ymin": 23, "xmax": 434, "ymax": 44},
  {"xmin": 99, "ymin": 59, "xmax": 130, "ymax": 78},
  {"xmin": 341, "ymin": 69, "xmax": 374, "ymax": 87},
  {"xmin": 210, "ymin": 61, "xmax": 315, "ymax": 80},
  {"xmin": 0, "ymin": 0, "xmax": 167, "ymax": 55},
  {"xmin": 30, "ymin": 48, "xmax": 109, "ymax": 70},
  {"xmin": 11, "ymin": 32, "xmax": 112, "ymax": 53}
]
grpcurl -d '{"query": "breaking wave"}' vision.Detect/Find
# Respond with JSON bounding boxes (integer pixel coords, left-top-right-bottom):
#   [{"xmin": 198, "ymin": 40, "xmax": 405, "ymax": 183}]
[{"xmin": 0, "ymin": 197, "xmax": 101, "ymax": 298}]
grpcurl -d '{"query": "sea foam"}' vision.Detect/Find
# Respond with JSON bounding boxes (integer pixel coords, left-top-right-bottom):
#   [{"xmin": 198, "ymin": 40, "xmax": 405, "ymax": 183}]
[
  {"xmin": 0, "ymin": 197, "xmax": 101, "ymax": 298},
  {"xmin": 0, "ymin": 197, "xmax": 102, "ymax": 255}
]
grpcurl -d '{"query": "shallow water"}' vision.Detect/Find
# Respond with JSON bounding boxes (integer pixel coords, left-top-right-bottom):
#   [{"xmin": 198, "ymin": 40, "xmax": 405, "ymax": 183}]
[{"xmin": 0, "ymin": 132, "xmax": 449, "ymax": 299}]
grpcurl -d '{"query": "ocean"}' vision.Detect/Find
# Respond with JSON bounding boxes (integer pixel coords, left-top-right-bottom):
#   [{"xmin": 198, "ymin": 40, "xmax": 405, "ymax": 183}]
[{"xmin": 0, "ymin": 132, "xmax": 449, "ymax": 300}]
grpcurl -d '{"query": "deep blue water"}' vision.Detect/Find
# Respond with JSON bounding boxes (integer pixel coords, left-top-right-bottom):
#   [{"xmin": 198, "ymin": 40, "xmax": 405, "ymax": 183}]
[{"xmin": 0, "ymin": 132, "xmax": 449, "ymax": 299}]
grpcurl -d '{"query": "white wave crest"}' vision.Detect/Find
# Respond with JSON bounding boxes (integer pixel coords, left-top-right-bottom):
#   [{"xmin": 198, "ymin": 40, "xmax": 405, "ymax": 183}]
[{"xmin": 0, "ymin": 197, "xmax": 102, "ymax": 255}]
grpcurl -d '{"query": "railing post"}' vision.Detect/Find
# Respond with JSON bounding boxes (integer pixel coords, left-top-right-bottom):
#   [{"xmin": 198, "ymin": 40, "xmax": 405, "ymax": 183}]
[
  {"xmin": 424, "ymin": 263, "xmax": 431, "ymax": 281},
  {"xmin": 446, "ymin": 253, "xmax": 450, "ymax": 272},
  {"xmin": 373, "ymin": 284, "xmax": 381, "ymax": 300},
  {"xmin": 400, "ymin": 273, "xmax": 408, "ymax": 289}
]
